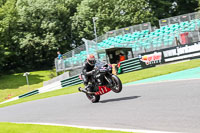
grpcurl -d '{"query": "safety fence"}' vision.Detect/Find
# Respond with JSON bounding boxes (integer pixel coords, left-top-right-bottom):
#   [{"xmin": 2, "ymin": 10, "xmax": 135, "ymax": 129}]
[
  {"xmin": 55, "ymin": 12, "xmax": 200, "ymax": 73},
  {"xmin": 159, "ymin": 12, "xmax": 200, "ymax": 27},
  {"xmin": 96, "ymin": 22, "xmax": 152, "ymax": 43},
  {"xmin": 55, "ymin": 22, "xmax": 151, "ymax": 72},
  {"xmin": 58, "ymin": 22, "xmax": 151, "ymax": 60},
  {"xmin": 55, "ymin": 40, "xmax": 97, "ymax": 72},
  {"xmin": 55, "ymin": 28, "xmax": 200, "ymax": 73}
]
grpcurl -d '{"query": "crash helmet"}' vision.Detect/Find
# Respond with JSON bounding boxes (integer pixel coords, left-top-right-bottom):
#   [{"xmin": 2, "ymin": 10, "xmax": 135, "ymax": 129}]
[{"xmin": 87, "ymin": 54, "xmax": 96, "ymax": 66}]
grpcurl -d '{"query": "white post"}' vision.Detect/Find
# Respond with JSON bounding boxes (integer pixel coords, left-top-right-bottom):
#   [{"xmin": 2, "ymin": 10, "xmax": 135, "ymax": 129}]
[{"xmin": 23, "ymin": 72, "xmax": 30, "ymax": 89}]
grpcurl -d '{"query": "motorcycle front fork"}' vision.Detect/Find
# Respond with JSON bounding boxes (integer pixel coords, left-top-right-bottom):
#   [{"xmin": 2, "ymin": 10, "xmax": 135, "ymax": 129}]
[{"xmin": 104, "ymin": 75, "xmax": 113, "ymax": 88}]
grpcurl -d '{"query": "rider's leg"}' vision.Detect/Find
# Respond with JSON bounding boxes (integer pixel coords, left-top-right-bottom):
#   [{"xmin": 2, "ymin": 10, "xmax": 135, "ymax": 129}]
[
  {"xmin": 88, "ymin": 76, "xmax": 99, "ymax": 92},
  {"xmin": 81, "ymin": 74, "xmax": 88, "ymax": 86},
  {"xmin": 81, "ymin": 75, "xmax": 92, "ymax": 92}
]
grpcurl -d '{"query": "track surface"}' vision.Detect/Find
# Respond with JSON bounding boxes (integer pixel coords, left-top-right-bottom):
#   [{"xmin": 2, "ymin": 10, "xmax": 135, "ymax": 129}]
[{"xmin": 0, "ymin": 79, "xmax": 200, "ymax": 133}]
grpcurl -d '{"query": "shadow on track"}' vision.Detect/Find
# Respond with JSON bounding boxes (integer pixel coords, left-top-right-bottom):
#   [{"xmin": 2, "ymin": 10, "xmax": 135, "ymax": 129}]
[{"xmin": 100, "ymin": 96, "xmax": 141, "ymax": 103}]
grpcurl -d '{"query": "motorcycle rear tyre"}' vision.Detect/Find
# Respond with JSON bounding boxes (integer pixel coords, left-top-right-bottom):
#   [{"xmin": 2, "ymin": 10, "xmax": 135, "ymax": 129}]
[
  {"xmin": 86, "ymin": 94, "xmax": 100, "ymax": 103},
  {"xmin": 111, "ymin": 75, "xmax": 122, "ymax": 93}
]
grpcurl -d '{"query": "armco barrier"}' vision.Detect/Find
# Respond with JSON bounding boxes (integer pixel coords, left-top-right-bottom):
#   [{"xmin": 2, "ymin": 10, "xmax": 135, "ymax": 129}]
[
  {"xmin": 61, "ymin": 75, "xmax": 82, "ymax": 88},
  {"xmin": 120, "ymin": 57, "xmax": 143, "ymax": 73}
]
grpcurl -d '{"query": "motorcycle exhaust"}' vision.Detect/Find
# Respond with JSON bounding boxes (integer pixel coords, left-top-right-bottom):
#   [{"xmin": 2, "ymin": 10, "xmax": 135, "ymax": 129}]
[{"xmin": 78, "ymin": 87, "xmax": 96, "ymax": 95}]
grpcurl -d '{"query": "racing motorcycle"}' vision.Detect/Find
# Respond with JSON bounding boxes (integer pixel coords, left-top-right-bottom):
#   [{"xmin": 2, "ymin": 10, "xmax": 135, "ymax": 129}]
[{"xmin": 78, "ymin": 60, "xmax": 122, "ymax": 103}]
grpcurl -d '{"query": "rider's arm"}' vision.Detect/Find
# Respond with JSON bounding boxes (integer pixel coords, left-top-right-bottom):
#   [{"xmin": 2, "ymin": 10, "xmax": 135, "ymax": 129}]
[
  {"xmin": 82, "ymin": 64, "xmax": 94, "ymax": 76},
  {"xmin": 86, "ymin": 70, "xmax": 95, "ymax": 75}
]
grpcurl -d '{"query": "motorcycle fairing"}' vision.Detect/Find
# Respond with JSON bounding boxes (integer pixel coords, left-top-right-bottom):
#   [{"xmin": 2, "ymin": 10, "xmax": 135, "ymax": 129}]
[{"xmin": 95, "ymin": 86, "xmax": 111, "ymax": 95}]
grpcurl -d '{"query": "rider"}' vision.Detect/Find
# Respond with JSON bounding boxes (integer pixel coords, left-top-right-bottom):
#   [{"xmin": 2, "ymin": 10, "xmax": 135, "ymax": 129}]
[{"xmin": 81, "ymin": 54, "xmax": 96, "ymax": 92}]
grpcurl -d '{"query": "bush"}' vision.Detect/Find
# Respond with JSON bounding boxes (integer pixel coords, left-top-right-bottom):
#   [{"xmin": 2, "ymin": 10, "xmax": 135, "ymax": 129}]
[{"xmin": 48, "ymin": 69, "xmax": 57, "ymax": 79}]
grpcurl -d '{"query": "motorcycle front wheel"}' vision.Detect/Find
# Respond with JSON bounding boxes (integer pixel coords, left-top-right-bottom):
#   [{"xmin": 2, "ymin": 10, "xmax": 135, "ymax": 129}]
[
  {"xmin": 86, "ymin": 94, "xmax": 100, "ymax": 103},
  {"xmin": 111, "ymin": 75, "xmax": 122, "ymax": 93}
]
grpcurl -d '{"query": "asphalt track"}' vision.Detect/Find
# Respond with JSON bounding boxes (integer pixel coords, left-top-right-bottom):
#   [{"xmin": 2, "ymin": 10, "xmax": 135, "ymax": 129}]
[{"xmin": 0, "ymin": 77, "xmax": 200, "ymax": 133}]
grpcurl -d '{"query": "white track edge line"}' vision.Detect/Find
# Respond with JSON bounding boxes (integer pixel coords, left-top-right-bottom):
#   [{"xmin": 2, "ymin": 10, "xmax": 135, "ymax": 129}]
[{"xmin": 14, "ymin": 122, "xmax": 181, "ymax": 133}]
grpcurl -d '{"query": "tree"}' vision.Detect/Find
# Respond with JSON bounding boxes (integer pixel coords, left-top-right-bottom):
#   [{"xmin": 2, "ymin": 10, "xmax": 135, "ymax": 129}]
[
  {"xmin": 71, "ymin": 0, "xmax": 154, "ymax": 42},
  {"xmin": 172, "ymin": 0, "xmax": 199, "ymax": 15},
  {"xmin": 148, "ymin": 0, "xmax": 174, "ymax": 26},
  {"xmin": 0, "ymin": 44, "xmax": 5, "ymax": 72},
  {"xmin": 148, "ymin": 0, "xmax": 199, "ymax": 26},
  {"xmin": 0, "ymin": 0, "xmax": 82, "ymax": 72},
  {"xmin": 0, "ymin": 0, "xmax": 19, "ymax": 72},
  {"xmin": 0, "ymin": 0, "xmax": 7, "ymax": 7},
  {"xmin": 10, "ymin": 0, "xmax": 81, "ymax": 70}
]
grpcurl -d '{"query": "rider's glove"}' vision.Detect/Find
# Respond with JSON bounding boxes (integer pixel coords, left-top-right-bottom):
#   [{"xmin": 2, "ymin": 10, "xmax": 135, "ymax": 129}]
[
  {"xmin": 86, "ymin": 70, "xmax": 95, "ymax": 75},
  {"xmin": 91, "ymin": 70, "xmax": 95, "ymax": 74}
]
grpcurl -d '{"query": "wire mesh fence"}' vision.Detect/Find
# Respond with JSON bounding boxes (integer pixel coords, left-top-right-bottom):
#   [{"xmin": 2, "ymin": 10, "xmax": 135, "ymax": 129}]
[
  {"xmin": 96, "ymin": 22, "xmax": 151, "ymax": 43},
  {"xmin": 55, "ymin": 11, "xmax": 200, "ymax": 73},
  {"xmin": 159, "ymin": 12, "xmax": 200, "ymax": 27},
  {"xmin": 55, "ymin": 31, "xmax": 200, "ymax": 72}
]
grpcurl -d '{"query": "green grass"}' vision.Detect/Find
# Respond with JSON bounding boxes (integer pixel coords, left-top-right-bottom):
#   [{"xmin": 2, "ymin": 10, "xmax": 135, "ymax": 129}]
[
  {"xmin": 0, "ymin": 122, "xmax": 131, "ymax": 133},
  {"xmin": 0, "ymin": 70, "xmax": 53, "ymax": 103},
  {"xmin": 118, "ymin": 59, "xmax": 200, "ymax": 83},
  {"xmin": 0, "ymin": 84, "xmax": 84, "ymax": 108},
  {"xmin": 0, "ymin": 59, "xmax": 200, "ymax": 108}
]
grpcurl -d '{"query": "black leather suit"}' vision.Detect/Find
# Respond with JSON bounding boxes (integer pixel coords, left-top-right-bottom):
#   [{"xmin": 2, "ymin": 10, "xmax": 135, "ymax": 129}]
[{"xmin": 81, "ymin": 60, "xmax": 95, "ymax": 86}]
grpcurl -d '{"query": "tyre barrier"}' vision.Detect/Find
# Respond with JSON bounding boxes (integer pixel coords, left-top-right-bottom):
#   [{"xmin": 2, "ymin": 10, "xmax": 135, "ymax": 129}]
[
  {"xmin": 120, "ymin": 57, "xmax": 143, "ymax": 73},
  {"xmin": 61, "ymin": 75, "xmax": 82, "ymax": 88},
  {"xmin": 19, "ymin": 90, "xmax": 39, "ymax": 99},
  {"xmin": 1, "ymin": 90, "xmax": 40, "ymax": 104}
]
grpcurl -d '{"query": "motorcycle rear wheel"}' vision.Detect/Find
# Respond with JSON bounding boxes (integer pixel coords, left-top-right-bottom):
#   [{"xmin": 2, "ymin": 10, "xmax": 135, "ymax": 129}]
[
  {"xmin": 111, "ymin": 75, "xmax": 122, "ymax": 93},
  {"xmin": 86, "ymin": 94, "xmax": 100, "ymax": 103}
]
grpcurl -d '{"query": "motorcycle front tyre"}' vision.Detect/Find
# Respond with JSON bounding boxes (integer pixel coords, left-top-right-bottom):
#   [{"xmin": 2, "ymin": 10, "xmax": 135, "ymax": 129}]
[
  {"xmin": 111, "ymin": 75, "xmax": 122, "ymax": 93},
  {"xmin": 86, "ymin": 94, "xmax": 100, "ymax": 103}
]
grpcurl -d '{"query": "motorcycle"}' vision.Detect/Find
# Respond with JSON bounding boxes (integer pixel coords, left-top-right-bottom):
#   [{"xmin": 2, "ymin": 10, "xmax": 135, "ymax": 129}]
[{"xmin": 78, "ymin": 60, "xmax": 122, "ymax": 103}]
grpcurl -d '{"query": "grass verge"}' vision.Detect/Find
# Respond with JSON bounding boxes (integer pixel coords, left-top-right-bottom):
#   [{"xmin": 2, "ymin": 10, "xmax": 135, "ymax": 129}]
[
  {"xmin": 118, "ymin": 59, "xmax": 200, "ymax": 83},
  {"xmin": 0, "ymin": 84, "xmax": 84, "ymax": 108},
  {"xmin": 0, "ymin": 122, "xmax": 131, "ymax": 133},
  {"xmin": 0, "ymin": 59, "xmax": 200, "ymax": 108},
  {"xmin": 0, "ymin": 70, "xmax": 53, "ymax": 103}
]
